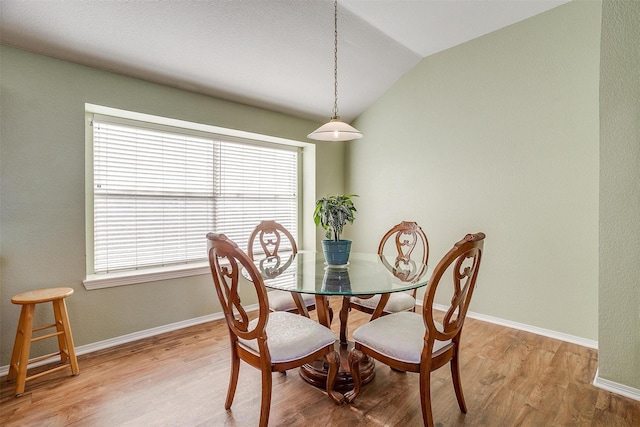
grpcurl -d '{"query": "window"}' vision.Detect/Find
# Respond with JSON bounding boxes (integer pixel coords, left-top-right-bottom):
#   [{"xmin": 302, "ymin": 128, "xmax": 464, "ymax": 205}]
[{"xmin": 85, "ymin": 112, "xmax": 300, "ymax": 288}]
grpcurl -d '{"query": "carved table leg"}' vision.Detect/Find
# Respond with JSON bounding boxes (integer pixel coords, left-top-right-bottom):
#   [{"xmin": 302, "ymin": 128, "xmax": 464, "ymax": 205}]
[
  {"xmin": 299, "ymin": 340, "xmax": 375, "ymax": 393},
  {"xmin": 325, "ymin": 350, "xmax": 345, "ymax": 405},
  {"xmin": 339, "ymin": 296, "xmax": 350, "ymax": 344},
  {"xmin": 344, "ymin": 349, "xmax": 365, "ymax": 403}
]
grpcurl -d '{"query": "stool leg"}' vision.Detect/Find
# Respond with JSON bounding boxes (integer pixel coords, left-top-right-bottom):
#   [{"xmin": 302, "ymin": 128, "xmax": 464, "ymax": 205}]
[
  {"xmin": 10, "ymin": 304, "xmax": 35, "ymax": 396},
  {"xmin": 53, "ymin": 299, "xmax": 79, "ymax": 375},
  {"xmin": 8, "ymin": 305, "xmax": 30, "ymax": 381},
  {"xmin": 52, "ymin": 300, "xmax": 68, "ymax": 363}
]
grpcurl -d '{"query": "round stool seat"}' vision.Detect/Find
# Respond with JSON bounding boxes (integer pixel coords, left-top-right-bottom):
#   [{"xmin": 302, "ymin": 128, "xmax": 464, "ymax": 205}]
[{"xmin": 12, "ymin": 287, "xmax": 74, "ymax": 305}]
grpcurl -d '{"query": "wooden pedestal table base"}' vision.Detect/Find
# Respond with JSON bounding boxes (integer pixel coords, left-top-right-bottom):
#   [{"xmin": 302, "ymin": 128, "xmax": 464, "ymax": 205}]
[{"xmin": 299, "ymin": 340, "xmax": 375, "ymax": 393}]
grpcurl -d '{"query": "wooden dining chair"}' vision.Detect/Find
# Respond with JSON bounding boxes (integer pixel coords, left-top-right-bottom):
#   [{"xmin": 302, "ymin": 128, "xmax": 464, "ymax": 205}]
[
  {"xmin": 207, "ymin": 233, "xmax": 342, "ymax": 427},
  {"xmin": 248, "ymin": 220, "xmax": 316, "ymax": 316},
  {"xmin": 350, "ymin": 221, "xmax": 429, "ymax": 314},
  {"xmin": 347, "ymin": 232, "xmax": 486, "ymax": 427}
]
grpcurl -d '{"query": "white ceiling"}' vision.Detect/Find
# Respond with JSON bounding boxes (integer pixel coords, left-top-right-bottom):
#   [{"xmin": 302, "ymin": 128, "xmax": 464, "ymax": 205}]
[{"xmin": 0, "ymin": 0, "xmax": 570, "ymax": 123}]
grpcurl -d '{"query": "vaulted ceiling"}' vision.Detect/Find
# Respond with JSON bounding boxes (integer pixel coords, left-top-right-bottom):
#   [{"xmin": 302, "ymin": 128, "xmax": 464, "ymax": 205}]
[{"xmin": 0, "ymin": 0, "xmax": 570, "ymax": 123}]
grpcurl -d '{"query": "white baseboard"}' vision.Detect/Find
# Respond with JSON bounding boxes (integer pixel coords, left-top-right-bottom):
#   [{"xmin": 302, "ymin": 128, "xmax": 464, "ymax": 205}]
[
  {"xmin": 428, "ymin": 302, "xmax": 599, "ymax": 349},
  {"xmin": 593, "ymin": 369, "xmax": 640, "ymax": 402},
  {"xmin": 0, "ymin": 310, "xmax": 229, "ymax": 377}
]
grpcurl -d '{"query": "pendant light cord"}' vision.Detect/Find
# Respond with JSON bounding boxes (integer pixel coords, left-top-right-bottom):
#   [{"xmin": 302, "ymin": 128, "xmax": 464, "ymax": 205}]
[
  {"xmin": 307, "ymin": 0, "xmax": 363, "ymax": 140},
  {"xmin": 333, "ymin": 0, "xmax": 339, "ymax": 119}
]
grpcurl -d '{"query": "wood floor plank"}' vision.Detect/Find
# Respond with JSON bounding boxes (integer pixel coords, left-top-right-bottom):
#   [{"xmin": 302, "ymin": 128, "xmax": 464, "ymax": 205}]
[{"xmin": 2, "ymin": 298, "xmax": 639, "ymax": 426}]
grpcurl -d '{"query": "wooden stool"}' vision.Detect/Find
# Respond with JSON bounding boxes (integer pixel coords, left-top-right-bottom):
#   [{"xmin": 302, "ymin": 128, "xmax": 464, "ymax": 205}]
[{"xmin": 8, "ymin": 287, "xmax": 80, "ymax": 396}]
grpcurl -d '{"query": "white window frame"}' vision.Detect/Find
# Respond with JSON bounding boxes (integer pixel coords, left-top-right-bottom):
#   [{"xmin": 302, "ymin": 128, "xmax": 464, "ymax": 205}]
[{"xmin": 83, "ymin": 104, "xmax": 315, "ymax": 290}]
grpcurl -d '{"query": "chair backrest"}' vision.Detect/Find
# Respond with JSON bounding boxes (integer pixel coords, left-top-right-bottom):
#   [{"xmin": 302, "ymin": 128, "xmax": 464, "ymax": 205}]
[
  {"xmin": 378, "ymin": 221, "xmax": 429, "ymax": 282},
  {"xmin": 422, "ymin": 232, "xmax": 485, "ymax": 351},
  {"xmin": 207, "ymin": 233, "xmax": 269, "ymax": 345},
  {"xmin": 248, "ymin": 220, "xmax": 298, "ymax": 260}
]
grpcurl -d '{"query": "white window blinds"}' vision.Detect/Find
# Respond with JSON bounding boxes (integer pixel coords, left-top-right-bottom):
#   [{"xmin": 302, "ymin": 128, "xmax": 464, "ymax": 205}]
[{"xmin": 92, "ymin": 116, "xmax": 298, "ymax": 274}]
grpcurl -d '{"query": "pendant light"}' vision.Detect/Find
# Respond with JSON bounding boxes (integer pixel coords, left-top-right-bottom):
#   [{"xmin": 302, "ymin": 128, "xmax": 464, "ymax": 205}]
[{"xmin": 308, "ymin": 0, "xmax": 363, "ymax": 142}]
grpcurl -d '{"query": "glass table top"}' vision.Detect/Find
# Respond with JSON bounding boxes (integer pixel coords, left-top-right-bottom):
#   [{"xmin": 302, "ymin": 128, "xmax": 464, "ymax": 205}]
[{"xmin": 254, "ymin": 251, "xmax": 429, "ymax": 296}]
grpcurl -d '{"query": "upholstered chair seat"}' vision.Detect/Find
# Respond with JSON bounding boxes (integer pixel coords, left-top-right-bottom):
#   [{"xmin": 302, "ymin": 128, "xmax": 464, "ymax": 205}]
[
  {"xmin": 352, "ymin": 312, "xmax": 450, "ymax": 364},
  {"xmin": 267, "ymin": 290, "xmax": 316, "ymax": 313},
  {"xmin": 239, "ymin": 311, "xmax": 336, "ymax": 363},
  {"xmin": 350, "ymin": 292, "xmax": 416, "ymax": 315}
]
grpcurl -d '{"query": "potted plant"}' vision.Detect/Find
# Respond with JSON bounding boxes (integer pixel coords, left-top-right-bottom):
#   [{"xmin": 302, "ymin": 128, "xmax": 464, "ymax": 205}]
[{"xmin": 313, "ymin": 194, "xmax": 358, "ymax": 265}]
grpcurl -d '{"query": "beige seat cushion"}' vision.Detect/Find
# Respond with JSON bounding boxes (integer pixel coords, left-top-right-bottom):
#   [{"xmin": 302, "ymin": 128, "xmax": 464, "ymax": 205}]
[
  {"xmin": 353, "ymin": 311, "xmax": 450, "ymax": 364},
  {"xmin": 350, "ymin": 292, "xmax": 415, "ymax": 313},
  {"xmin": 268, "ymin": 289, "xmax": 315, "ymax": 312},
  {"xmin": 239, "ymin": 311, "xmax": 335, "ymax": 363}
]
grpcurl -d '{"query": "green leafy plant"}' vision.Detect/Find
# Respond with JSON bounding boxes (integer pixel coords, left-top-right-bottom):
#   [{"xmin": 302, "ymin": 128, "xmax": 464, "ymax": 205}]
[{"xmin": 313, "ymin": 194, "xmax": 358, "ymax": 242}]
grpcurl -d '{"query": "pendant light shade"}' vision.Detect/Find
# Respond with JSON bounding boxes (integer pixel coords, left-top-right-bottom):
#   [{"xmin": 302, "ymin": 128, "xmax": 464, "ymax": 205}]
[
  {"xmin": 308, "ymin": 116, "xmax": 363, "ymax": 141},
  {"xmin": 308, "ymin": 0, "xmax": 363, "ymax": 142}
]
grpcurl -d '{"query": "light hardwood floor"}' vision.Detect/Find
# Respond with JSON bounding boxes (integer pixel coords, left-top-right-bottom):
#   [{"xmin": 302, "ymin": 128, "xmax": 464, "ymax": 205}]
[{"xmin": 2, "ymin": 298, "xmax": 639, "ymax": 426}]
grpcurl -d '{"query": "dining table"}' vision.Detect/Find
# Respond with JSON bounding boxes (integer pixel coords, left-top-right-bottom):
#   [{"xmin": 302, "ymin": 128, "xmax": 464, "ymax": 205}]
[{"xmin": 255, "ymin": 251, "xmax": 430, "ymax": 393}]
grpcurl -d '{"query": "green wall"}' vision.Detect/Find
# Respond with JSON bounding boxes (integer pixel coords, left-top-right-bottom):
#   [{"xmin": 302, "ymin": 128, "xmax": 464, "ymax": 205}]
[
  {"xmin": 348, "ymin": 0, "xmax": 640, "ymax": 393},
  {"xmin": 598, "ymin": 0, "xmax": 640, "ymax": 391},
  {"xmin": 348, "ymin": 0, "xmax": 601, "ymax": 340},
  {"xmin": 0, "ymin": 46, "xmax": 344, "ymax": 364}
]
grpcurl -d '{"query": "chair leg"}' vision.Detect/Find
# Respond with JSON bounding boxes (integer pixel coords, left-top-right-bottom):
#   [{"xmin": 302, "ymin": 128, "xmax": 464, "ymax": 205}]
[
  {"xmin": 225, "ymin": 350, "xmax": 240, "ymax": 409},
  {"xmin": 291, "ymin": 293, "xmax": 310, "ymax": 318},
  {"xmin": 450, "ymin": 350, "xmax": 467, "ymax": 413},
  {"xmin": 314, "ymin": 296, "xmax": 331, "ymax": 328},
  {"xmin": 419, "ymin": 368, "xmax": 435, "ymax": 427},
  {"xmin": 325, "ymin": 350, "xmax": 344, "ymax": 404},
  {"xmin": 344, "ymin": 348, "xmax": 365, "ymax": 403},
  {"xmin": 258, "ymin": 368, "xmax": 272, "ymax": 427}
]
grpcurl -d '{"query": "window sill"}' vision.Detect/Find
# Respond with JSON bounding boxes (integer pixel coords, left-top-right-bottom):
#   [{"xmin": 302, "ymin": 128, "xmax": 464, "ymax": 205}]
[{"xmin": 83, "ymin": 262, "xmax": 210, "ymax": 290}]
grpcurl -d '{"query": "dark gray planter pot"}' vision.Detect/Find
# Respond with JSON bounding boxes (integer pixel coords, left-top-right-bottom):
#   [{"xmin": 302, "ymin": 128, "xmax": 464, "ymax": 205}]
[{"xmin": 321, "ymin": 239, "xmax": 352, "ymax": 265}]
